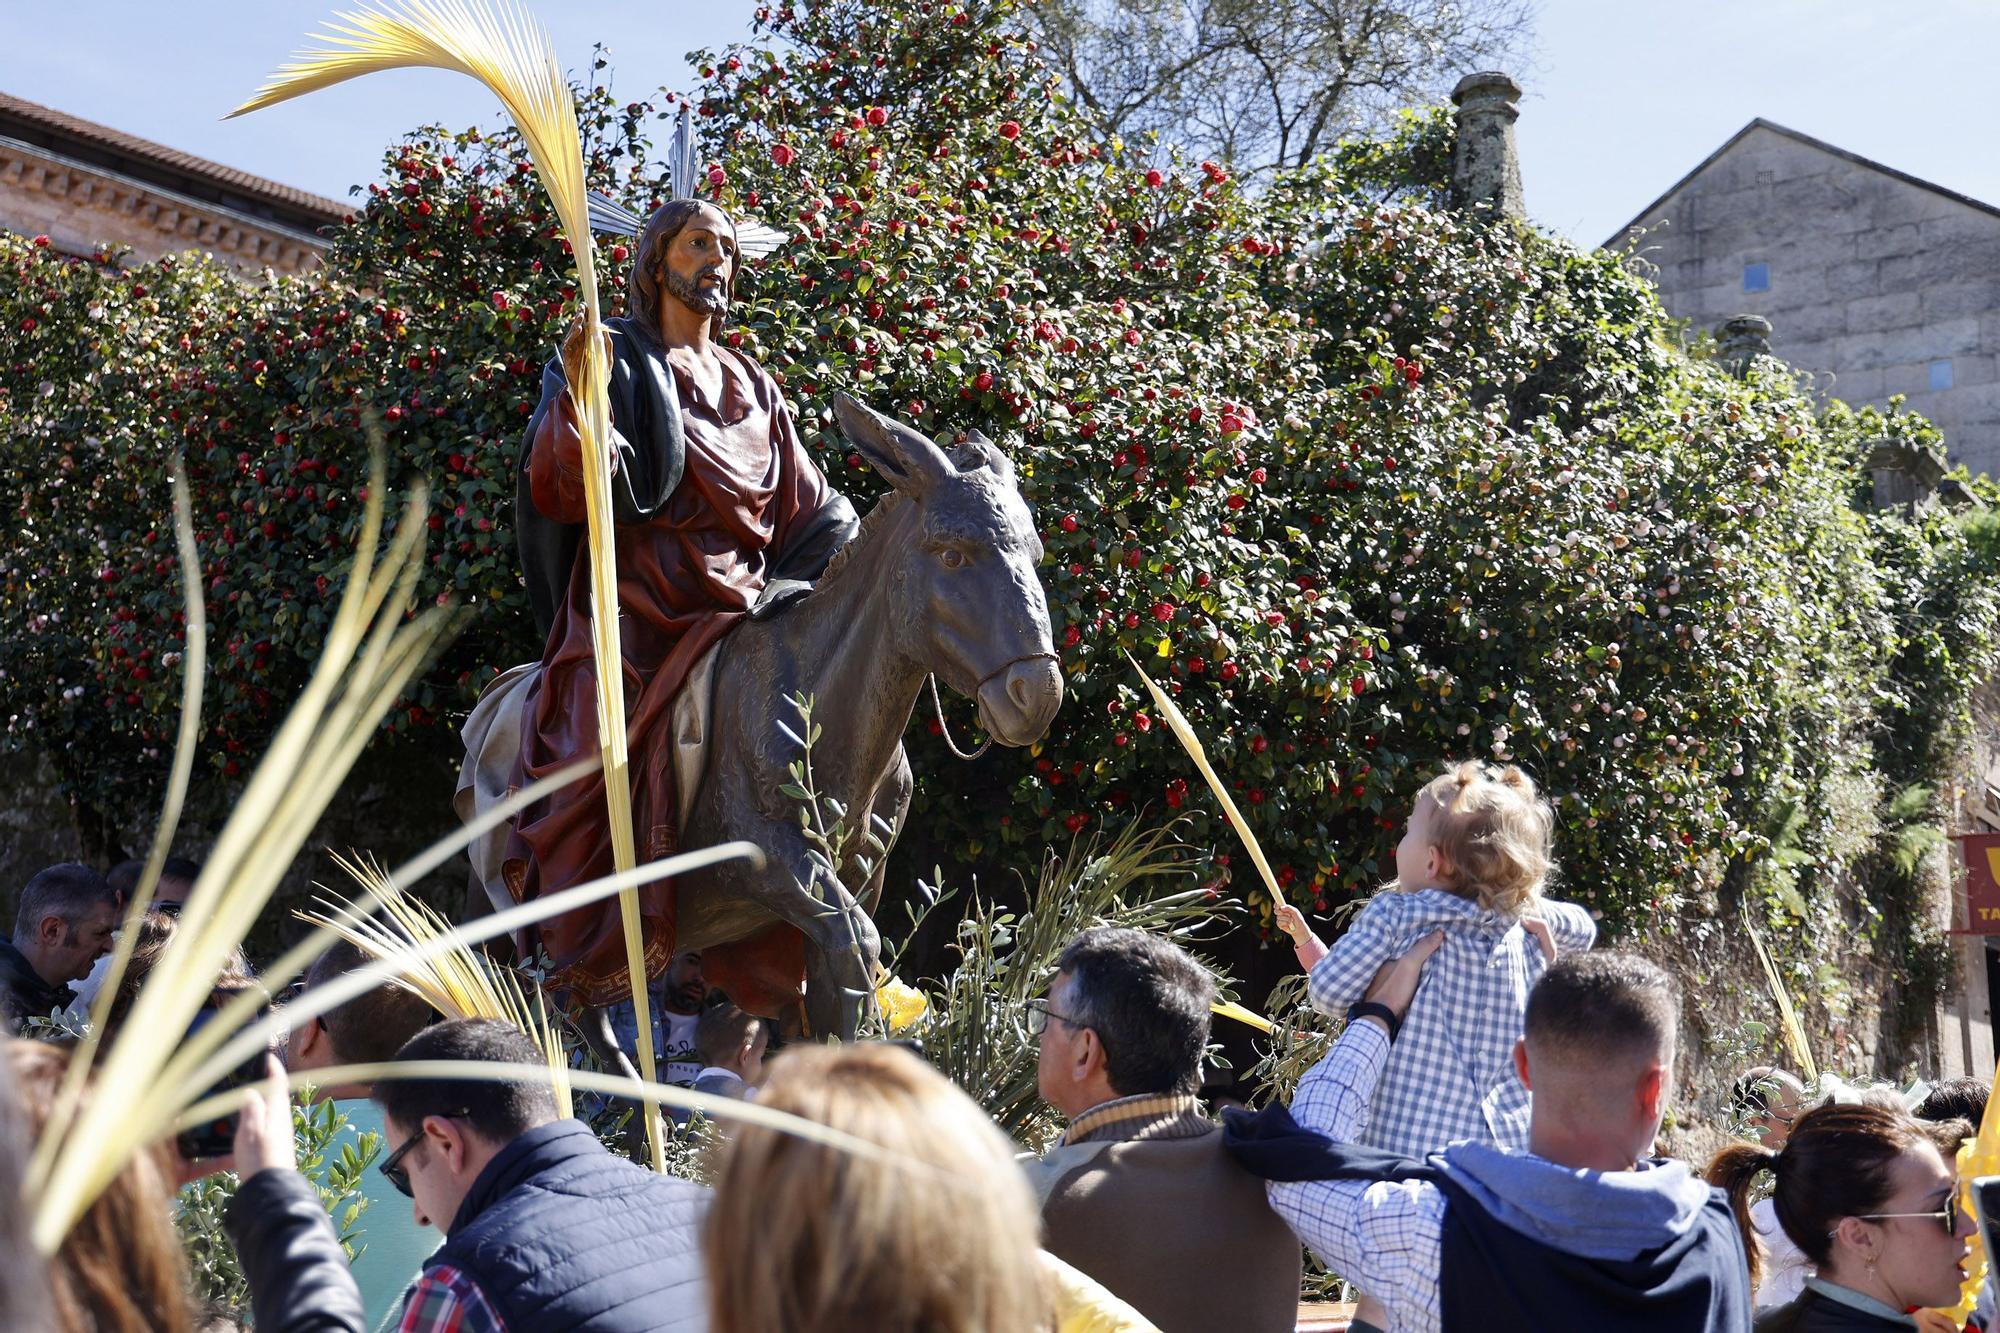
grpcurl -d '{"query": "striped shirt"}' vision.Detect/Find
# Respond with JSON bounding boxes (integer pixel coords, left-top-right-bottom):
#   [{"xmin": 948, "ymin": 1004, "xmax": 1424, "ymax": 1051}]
[{"xmin": 1307, "ymin": 887, "xmax": 1595, "ymax": 1158}]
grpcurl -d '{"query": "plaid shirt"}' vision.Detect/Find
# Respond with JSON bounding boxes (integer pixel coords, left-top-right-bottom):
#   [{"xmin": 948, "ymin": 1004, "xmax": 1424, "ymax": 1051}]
[
  {"xmin": 393, "ymin": 1265, "xmax": 506, "ymax": 1333},
  {"xmin": 1306, "ymin": 888, "xmax": 1594, "ymax": 1158},
  {"xmin": 1267, "ymin": 1018, "xmax": 1445, "ymax": 1333}
]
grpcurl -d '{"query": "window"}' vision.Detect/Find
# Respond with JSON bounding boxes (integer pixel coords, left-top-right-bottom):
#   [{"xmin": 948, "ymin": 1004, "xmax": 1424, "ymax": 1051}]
[
  {"xmin": 1930, "ymin": 359, "xmax": 1954, "ymax": 391},
  {"xmin": 1742, "ymin": 262, "xmax": 1770, "ymax": 293}
]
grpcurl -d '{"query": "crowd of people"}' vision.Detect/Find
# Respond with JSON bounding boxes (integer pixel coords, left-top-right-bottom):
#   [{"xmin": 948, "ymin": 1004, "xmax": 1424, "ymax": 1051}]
[{"xmin": 0, "ymin": 760, "xmax": 1992, "ymax": 1332}]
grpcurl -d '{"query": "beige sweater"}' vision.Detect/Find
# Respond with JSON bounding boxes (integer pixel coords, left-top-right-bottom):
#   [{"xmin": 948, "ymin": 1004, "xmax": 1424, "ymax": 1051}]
[{"xmin": 1025, "ymin": 1094, "xmax": 1303, "ymax": 1333}]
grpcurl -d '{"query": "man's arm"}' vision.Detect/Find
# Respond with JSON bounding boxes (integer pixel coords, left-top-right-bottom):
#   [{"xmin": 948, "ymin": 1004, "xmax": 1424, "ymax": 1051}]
[
  {"xmin": 1267, "ymin": 1020, "xmax": 1447, "ymax": 1323},
  {"xmin": 218, "ymin": 1061, "xmax": 369, "ymax": 1333},
  {"xmin": 1269, "ymin": 931, "xmax": 1449, "ymax": 1327}
]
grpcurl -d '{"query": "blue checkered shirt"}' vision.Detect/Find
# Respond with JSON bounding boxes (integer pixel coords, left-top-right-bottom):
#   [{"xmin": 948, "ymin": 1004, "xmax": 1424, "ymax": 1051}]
[
  {"xmin": 1268, "ymin": 1018, "xmax": 1445, "ymax": 1333},
  {"xmin": 1306, "ymin": 888, "xmax": 1595, "ymax": 1158}
]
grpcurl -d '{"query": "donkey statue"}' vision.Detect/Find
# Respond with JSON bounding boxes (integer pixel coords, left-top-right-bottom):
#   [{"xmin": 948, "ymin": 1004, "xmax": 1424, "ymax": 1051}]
[{"xmin": 458, "ymin": 393, "xmax": 1063, "ymax": 1043}]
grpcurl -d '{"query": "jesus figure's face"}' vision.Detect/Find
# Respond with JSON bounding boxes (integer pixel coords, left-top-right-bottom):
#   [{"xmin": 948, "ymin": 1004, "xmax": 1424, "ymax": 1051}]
[{"xmin": 657, "ymin": 202, "xmax": 737, "ymax": 325}]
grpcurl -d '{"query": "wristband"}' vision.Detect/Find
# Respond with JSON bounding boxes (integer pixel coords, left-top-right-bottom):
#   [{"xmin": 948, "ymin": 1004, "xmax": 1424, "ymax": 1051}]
[{"xmin": 1346, "ymin": 1000, "xmax": 1402, "ymax": 1042}]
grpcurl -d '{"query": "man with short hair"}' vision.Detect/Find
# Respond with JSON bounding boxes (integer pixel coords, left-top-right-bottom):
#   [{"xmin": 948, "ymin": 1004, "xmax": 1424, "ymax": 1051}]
[
  {"xmin": 605, "ymin": 950, "xmax": 708, "ymax": 1086},
  {"xmin": 0, "ymin": 862, "xmax": 117, "ymax": 1031},
  {"xmin": 1236, "ymin": 945, "xmax": 1750, "ymax": 1333},
  {"xmin": 286, "ymin": 938, "xmax": 442, "ymax": 1329},
  {"xmin": 1024, "ymin": 926, "xmax": 1302, "ymax": 1333},
  {"xmin": 689, "ymin": 1003, "xmax": 765, "ymax": 1102},
  {"xmin": 376, "ymin": 1018, "xmax": 708, "ymax": 1332}
]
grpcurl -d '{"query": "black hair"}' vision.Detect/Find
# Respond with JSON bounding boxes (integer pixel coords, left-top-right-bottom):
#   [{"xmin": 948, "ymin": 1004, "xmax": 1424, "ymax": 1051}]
[
  {"xmin": 373, "ymin": 1018, "xmax": 557, "ymax": 1145},
  {"xmin": 302, "ymin": 937, "xmax": 437, "ymax": 1066},
  {"xmin": 11, "ymin": 864, "xmax": 115, "ymax": 943},
  {"xmin": 1524, "ymin": 949, "xmax": 1679, "ymax": 1064},
  {"xmin": 629, "ymin": 199, "xmax": 736, "ymax": 344},
  {"xmin": 696, "ymin": 1003, "xmax": 763, "ymax": 1067},
  {"xmin": 1917, "ymin": 1076, "xmax": 1988, "ymax": 1128},
  {"xmin": 1055, "ymin": 927, "xmax": 1214, "ymax": 1096}
]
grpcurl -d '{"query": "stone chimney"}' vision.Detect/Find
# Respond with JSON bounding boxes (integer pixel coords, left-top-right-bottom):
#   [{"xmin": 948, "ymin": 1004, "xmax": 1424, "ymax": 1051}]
[
  {"xmin": 1716, "ymin": 314, "xmax": 1772, "ymax": 375},
  {"xmin": 1450, "ymin": 72, "xmax": 1525, "ymax": 219},
  {"xmin": 1866, "ymin": 439, "xmax": 1946, "ymax": 512}
]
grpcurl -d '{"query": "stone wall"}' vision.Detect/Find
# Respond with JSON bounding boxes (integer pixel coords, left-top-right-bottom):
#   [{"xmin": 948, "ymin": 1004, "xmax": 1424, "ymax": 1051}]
[
  {"xmin": 0, "ymin": 140, "xmax": 327, "ymax": 275},
  {"xmin": 1621, "ymin": 122, "xmax": 2000, "ymax": 478}
]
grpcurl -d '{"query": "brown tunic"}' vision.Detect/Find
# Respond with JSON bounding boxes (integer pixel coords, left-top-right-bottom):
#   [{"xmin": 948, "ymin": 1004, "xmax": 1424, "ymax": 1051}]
[{"xmin": 504, "ymin": 345, "xmax": 835, "ymax": 1006}]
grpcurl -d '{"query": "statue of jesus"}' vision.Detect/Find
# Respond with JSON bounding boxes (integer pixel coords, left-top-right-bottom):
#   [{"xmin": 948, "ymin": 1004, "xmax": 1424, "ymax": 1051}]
[{"xmin": 502, "ymin": 199, "xmax": 858, "ymax": 1029}]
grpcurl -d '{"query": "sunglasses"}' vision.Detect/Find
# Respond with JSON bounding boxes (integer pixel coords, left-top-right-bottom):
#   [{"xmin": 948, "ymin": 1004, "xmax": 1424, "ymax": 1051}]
[
  {"xmin": 1024, "ymin": 999, "xmax": 1082, "ymax": 1037},
  {"xmin": 1850, "ymin": 1194, "xmax": 1962, "ymax": 1237},
  {"xmin": 379, "ymin": 1112, "xmax": 468, "ymax": 1198}
]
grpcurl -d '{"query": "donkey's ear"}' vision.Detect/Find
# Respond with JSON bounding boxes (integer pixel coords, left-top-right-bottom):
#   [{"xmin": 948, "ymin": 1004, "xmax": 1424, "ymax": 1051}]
[
  {"xmin": 958, "ymin": 428, "xmax": 1013, "ymax": 480},
  {"xmin": 833, "ymin": 393, "xmax": 955, "ymax": 497}
]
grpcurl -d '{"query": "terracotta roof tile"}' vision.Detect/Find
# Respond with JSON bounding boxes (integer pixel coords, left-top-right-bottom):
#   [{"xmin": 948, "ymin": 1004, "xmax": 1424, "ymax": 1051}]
[{"xmin": 0, "ymin": 89, "xmax": 347, "ymax": 225}]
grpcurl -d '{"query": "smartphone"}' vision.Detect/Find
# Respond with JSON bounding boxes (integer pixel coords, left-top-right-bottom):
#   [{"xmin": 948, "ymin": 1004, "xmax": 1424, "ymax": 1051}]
[{"xmin": 174, "ymin": 986, "xmax": 271, "ymax": 1163}]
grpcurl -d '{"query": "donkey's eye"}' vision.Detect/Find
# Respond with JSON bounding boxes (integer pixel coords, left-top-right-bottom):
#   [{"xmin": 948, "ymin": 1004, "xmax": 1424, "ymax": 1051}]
[{"xmin": 939, "ymin": 548, "xmax": 967, "ymax": 569}]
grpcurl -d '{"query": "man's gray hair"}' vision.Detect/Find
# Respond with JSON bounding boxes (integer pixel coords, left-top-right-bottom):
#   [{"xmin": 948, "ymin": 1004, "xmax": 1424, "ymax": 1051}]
[
  {"xmin": 11, "ymin": 863, "xmax": 115, "ymax": 944},
  {"xmin": 1056, "ymin": 927, "xmax": 1215, "ymax": 1096}
]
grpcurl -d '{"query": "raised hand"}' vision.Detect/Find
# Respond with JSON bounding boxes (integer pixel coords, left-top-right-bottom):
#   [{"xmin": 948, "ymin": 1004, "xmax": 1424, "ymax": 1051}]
[{"xmin": 1362, "ymin": 929, "xmax": 1446, "ymax": 1022}]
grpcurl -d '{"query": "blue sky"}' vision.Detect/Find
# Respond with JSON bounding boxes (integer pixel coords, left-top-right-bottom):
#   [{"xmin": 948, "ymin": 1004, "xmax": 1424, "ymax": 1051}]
[{"xmin": 4, "ymin": 0, "xmax": 1996, "ymax": 247}]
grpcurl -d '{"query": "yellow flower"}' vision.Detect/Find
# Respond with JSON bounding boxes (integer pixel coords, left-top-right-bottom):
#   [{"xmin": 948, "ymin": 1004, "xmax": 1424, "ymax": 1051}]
[{"xmin": 875, "ymin": 974, "xmax": 929, "ymax": 1034}]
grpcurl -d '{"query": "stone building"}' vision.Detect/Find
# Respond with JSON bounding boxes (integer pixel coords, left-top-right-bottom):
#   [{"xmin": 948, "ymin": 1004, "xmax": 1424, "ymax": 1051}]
[
  {"xmin": 1611, "ymin": 118, "xmax": 2000, "ymax": 478},
  {"xmin": 0, "ymin": 90, "xmax": 342, "ymax": 274}
]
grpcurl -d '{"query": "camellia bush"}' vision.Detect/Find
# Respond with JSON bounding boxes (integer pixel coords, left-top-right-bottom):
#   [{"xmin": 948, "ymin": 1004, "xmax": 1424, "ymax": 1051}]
[{"xmin": 2, "ymin": 0, "xmax": 1997, "ymax": 1042}]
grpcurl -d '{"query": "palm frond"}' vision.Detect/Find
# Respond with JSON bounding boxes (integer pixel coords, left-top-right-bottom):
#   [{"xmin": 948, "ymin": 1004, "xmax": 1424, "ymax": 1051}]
[
  {"xmin": 1745, "ymin": 919, "xmax": 1819, "ymax": 1085},
  {"xmin": 30, "ymin": 464, "xmax": 461, "ymax": 1252},
  {"xmin": 298, "ymin": 853, "xmax": 573, "ymax": 1116},
  {"xmin": 234, "ymin": 0, "xmax": 660, "ymax": 1168},
  {"xmin": 1126, "ymin": 654, "xmax": 1286, "ymax": 908}
]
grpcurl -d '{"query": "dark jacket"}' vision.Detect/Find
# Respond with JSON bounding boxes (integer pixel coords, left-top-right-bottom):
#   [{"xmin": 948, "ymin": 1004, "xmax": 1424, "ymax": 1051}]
[
  {"xmin": 1227, "ymin": 1103, "xmax": 1752, "ymax": 1333},
  {"xmin": 224, "ymin": 1167, "xmax": 369, "ymax": 1333},
  {"xmin": 516, "ymin": 317, "xmax": 857, "ymax": 639},
  {"xmin": 1755, "ymin": 1284, "xmax": 1913, "ymax": 1332},
  {"xmin": 430, "ymin": 1118, "xmax": 707, "ymax": 1332},
  {"xmin": 0, "ymin": 939, "xmax": 69, "ymax": 1033}
]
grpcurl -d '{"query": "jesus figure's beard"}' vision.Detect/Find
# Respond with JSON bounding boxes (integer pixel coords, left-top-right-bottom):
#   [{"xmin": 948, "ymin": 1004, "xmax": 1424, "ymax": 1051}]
[{"xmin": 663, "ymin": 265, "xmax": 729, "ymax": 320}]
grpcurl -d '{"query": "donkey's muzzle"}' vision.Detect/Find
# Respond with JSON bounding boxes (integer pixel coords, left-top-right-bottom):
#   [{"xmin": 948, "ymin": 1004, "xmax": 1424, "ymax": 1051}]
[{"xmin": 977, "ymin": 656, "xmax": 1063, "ymax": 746}]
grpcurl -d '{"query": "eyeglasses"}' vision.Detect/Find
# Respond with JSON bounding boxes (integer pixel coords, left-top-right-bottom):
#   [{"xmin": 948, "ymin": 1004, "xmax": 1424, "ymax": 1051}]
[
  {"xmin": 1025, "ymin": 999, "xmax": 1082, "ymax": 1037},
  {"xmin": 379, "ymin": 1113, "xmax": 468, "ymax": 1198},
  {"xmin": 1850, "ymin": 1194, "xmax": 1961, "ymax": 1237}
]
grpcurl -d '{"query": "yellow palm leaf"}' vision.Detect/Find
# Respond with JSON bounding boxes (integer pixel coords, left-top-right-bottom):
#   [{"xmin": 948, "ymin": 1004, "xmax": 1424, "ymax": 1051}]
[
  {"xmin": 1211, "ymin": 999, "xmax": 1276, "ymax": 1034},
  {"xmin": 299, "ymin": 853, "xmax": 573, "ymax": 1116},
  {"xmin": 1745, "ymin": 920, "xmax": 1818, "ymax": 1084},
  {"xmin": 1125, "ymin": 654, "xmax": 1286, "ymax": 908},
  {"xmin": 234, "ymin": 0, "xmax": 659, "ymax": 1169}
]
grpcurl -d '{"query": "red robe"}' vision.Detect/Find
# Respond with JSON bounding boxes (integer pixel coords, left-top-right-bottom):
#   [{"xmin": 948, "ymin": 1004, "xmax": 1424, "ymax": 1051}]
[{"xmin": 504, "ymin": 346, "xmax": 837, "ymax": 1007}]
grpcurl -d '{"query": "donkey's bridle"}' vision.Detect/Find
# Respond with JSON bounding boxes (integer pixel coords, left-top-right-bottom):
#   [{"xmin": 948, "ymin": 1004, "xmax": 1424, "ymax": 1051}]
[{"xmin": 929, "ymin": 651, "xmax": 1062, "ymax": 762}]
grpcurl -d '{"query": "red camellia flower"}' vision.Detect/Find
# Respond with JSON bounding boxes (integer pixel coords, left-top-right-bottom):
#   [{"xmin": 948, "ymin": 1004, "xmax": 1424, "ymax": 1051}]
[
  {"xmin": 1351, "ymin": 676, "xmax": 1368, "ymax": 696},
  {"xmin": 998, "ymin": 120, "xmax": 1020, "ymax": 140},
  {"xmin": 1123, "ymin": 328, "xmax": 1141, "ymax": 346},
  {"xmin": 866, "ymin": 106, "xmax": 887, "ymax": 126},
  {"xmin": 1220, "ymin": 412, "xmax": 1245, "ymax": 434},
  {"xmin": 1144, "ymin": 169, "xmax": 1164, "ymax": 188},
  {"xmin": 1151, "ymin": 601, "xmax": 1174, "ymax": 623},
  {"xmin": 1226, "ymin": 494, "xmax": 1246, "ymax": 510},
  {"xmin": 973, "ymin": 371, "xmax": 994, "ymax": 391},
  {"xmin": 491, "ymin": 291, "xmax": 510, "ymax": 310},
  {"xmin": 1059, "ymin": 514, "xmax": 1078, "ymax": 532},
  {"xmin": 1062, "ymin": 624, "xmax": 1081, "ymax": 647},
  {"xmin": 1219, "ymin": 661, "xmax": 1240, "ymax": 681},
  {"xmin": 1249, "ymin": 467, "xmax": 1267, "ymax": 484},
  {"xmin": 707, "ymin": 166, "xmax": 727, "ymax": 186},
  {"xmin": 611, "ymin": 244, "xmax": 629, "ymax": 262},
  {"xmin": 771, "ymin": 143, "xmax": 797, "ymax": 166}
]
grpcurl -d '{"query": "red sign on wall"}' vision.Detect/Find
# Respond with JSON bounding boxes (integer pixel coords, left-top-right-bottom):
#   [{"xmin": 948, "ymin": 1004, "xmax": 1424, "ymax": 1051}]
[{"xmin": 1955, "ymin": 833, "xmax": 2000, "ymax": 934}]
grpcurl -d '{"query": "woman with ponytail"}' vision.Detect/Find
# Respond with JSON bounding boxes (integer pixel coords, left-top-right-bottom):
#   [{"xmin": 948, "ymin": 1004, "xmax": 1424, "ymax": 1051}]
[{"xmin": 1706, "ymin": 1102, "xmax": 1975, "ymax": 1330}]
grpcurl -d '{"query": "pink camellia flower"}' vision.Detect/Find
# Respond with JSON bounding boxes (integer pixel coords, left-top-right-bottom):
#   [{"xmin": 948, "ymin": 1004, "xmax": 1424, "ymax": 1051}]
[
  {"xmin": 708, "ymin": 166, "xmax": 727, "ymax": 186},
  {"xmin": 998, "ymin": 120, "xmax": 1021, "ymax": 140}
]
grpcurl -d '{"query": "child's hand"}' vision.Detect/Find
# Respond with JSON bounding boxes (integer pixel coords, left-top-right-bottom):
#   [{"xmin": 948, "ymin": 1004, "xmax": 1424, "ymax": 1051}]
[
  {"xmin": 1523, "ymin": 916, "xmax": 1556, "ymax": 963},
  {"xmin": 1909, "ymin": 1311, "xmax": 1958, "ymax": 1333},
  {"xmin": 1273, "ymin": 902, "xmax": 1310, "ymax": 943}
]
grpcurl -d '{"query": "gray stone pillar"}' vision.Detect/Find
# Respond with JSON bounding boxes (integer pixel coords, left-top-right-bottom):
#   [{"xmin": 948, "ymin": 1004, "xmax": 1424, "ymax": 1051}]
[
  {"xmin": 1450, "ymin": 72, "xmax": 1525, "ymax": 219},
  {"xmin": 1717, "ymin": 314, "xmax": 1772, "ymax": 375},
  {"xmin": 1866, "ymin": 440, "xmax": 1945, "ymax": 512}
]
